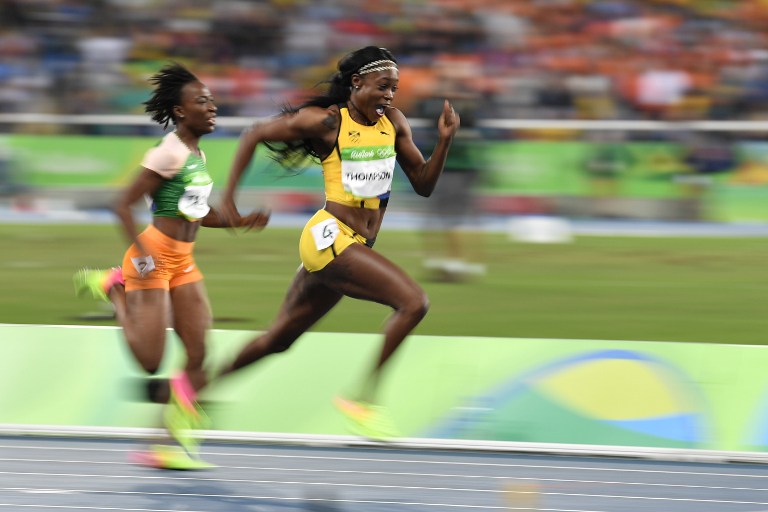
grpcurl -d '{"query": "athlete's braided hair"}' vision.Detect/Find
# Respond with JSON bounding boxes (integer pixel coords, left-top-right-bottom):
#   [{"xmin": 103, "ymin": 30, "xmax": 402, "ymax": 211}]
[
  {"xmin": 143, "ymin": 63, "xmax": 200, "ymax": 129},
  {"xmin": 265, "ymin": 47, "xmax": 398, "ymax": 172}
]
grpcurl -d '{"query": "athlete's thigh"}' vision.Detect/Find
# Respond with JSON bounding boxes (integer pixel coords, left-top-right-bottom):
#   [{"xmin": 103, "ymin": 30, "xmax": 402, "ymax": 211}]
[
  {"xmin": 124, "ymin": 288, "xmax": 171, "ymax": 356},
  {"xmin": 169, "ymin": 280, "xmax": 211, "ymax": 348},
  {"xmin": 274, "ymin": 267, "xmax": 343, "ymax": 332},
  {"xmin": 317, "ymin": 244, "xmax": 422, "ymax": 307}
]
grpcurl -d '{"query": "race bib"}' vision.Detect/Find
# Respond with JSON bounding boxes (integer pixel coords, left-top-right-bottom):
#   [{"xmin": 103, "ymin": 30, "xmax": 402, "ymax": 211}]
[
  {"xmin": 340, "ymin": 146, "xmax": 395, "ymax": 198},
  {"xmin": 178, "ymin": 183, "xmax": 212, "ymax": 220},
  {"xmin": 310, "ymin": 218, "xmax": 340, "ymax": 250},
  {"xmin": 131, "ymin": 255, "xmax": 155, "ymax": 277}
]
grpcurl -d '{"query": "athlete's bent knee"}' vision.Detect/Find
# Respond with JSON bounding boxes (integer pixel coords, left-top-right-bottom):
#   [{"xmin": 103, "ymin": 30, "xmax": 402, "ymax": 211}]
[
  {"xmin": 142, "ymin": 364, "xmax": 161, "ymax": 375},
  {"xmin": 402, "ymin": 289, "xmax": 430, "ymax": 322},
  {"xmin": 269, "ymin": 341, "xmax": 293, "ymax": 354}
]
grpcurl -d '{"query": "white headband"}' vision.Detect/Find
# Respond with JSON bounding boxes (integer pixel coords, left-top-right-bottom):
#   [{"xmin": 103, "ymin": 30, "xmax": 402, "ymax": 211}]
[{"xmin": 357, "ymin": 60, "xmax": 398, "ymax": 75}]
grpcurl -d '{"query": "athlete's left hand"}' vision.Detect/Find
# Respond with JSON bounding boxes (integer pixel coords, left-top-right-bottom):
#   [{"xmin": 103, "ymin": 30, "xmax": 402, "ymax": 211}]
[{"xmin": 437, "ymin": 99, "xmax": 460, "ymax": 140}]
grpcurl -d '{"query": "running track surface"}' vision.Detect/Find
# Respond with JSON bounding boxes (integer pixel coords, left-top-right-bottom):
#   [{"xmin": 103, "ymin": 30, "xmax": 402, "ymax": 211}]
[{"xmin": 3, "ymin": 436, "xmax": 768, "ymax": 511}]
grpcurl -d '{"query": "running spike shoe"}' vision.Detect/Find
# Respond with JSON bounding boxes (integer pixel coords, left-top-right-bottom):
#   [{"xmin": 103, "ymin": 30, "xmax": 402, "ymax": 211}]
[
  {"xmin": 165, "ymin": 372, "xmax": 209, "ymax": 456},
  {"xmin": 73, "ymin": 267, "xmax": 122, "ymax": 302},
  {"xmin": 334, "ymin": 396, "xmax": 400, "ymax": 441},
  {"xmin": 130, "ymin": 444, "xmax": 215, "ymax": 470}
]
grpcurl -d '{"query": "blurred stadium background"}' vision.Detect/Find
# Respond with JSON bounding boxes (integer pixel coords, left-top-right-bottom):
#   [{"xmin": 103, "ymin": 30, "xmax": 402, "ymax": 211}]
[
  {"xmin": 0, "ymin": 0, "xmax": 766, "ymax": 336},
  {"xmin": 2, "ymin": 0, "xmax": 768, "ymax": 219}
]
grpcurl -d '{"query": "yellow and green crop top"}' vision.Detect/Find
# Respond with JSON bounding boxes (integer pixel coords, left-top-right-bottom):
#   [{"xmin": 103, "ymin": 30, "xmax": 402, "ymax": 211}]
[{"xmin": 321, "ymin": 106, "xmax": 396, "ymax": 209}]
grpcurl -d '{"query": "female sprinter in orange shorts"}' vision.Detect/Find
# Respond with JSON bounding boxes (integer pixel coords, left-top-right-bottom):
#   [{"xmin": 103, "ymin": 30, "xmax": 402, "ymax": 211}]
[
  {"xmin": 217, "ymin": 46, "xmax": 459, "ymax": 439},
  {"xmin": 74, "ymin": 63, "xmax": 269, "ymax": 467}
]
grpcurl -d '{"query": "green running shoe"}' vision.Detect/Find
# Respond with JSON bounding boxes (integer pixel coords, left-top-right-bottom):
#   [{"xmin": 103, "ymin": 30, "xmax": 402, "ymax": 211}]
[
  {"xmin": 72, "ymin": 268, "xmax": 110, "ymax": 302},
  {"xmin": 334, "ymin": 396, "xmax": 400, "ymax": 441},
  {"xmin": 130, "ymin": 444, "xmax": 215, "ymax": 470}
]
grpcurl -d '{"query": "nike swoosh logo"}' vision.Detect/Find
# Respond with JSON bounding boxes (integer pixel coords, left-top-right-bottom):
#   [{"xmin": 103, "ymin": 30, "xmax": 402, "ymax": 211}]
[{"xmin": 188, "ymin": 164, "xmax": 198, "ymax": 169}]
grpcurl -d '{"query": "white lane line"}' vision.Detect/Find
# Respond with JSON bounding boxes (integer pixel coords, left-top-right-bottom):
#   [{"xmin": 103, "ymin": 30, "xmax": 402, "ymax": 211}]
[
  {"xmin": 0, "ymin": 504, "xmax": 615, "ymax": 512},
  {"xmin": 1, "ymin": 492, "xmax": 513, "ymax": 511},
  {"xmin": 6, "ymin": 482, "xmax": 768, "ymax": 509},
  {"xmin": 12, "ymin": 489, "xmax": 78, "ymax": 494},
  {"xmin": 2, "ymin": 471, "xmax": 766, "ymax": 504},
  {"xmin": 2, "ymin": 444, "xmax": 767, "ymax": 480},
  {"xmin": 0, "ymin": 505, "xmax": 207, "ymax": 512},
  {"xmin": 2, "ymin": 461, "xmax": 768, "ymax": 493},
  {"xmin": 5, "ymin": 477, "xmax": 504, "ymax": 494}
]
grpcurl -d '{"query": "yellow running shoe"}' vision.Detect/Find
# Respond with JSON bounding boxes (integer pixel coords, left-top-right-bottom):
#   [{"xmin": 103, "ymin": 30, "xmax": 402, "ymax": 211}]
[
  {"xmin": 73, "ymin": 267, "xmax": 121, "ymax": 302},
  {"xmin": 130, "ymin": 444, "xmax": 215, "ymax": 470},
  {"xmin": 334, "ymin": 396, "xmax": 400, "ymax": 441},
  {"xmin": 73, "ymin": 268, "xmax": 109, "ymax": 302},
  {"xmin": 164, "ymin": 373, "xmax": 209, "ymax": 456}
]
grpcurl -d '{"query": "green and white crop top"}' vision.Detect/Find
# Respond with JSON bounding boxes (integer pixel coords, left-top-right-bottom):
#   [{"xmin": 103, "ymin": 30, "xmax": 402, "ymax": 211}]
[{"xmin": 141, "ymin": 131, "xmax": 213, "ymax": 221}]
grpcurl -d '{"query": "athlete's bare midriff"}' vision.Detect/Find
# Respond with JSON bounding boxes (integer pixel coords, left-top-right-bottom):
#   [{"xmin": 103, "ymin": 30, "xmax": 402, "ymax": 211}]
[
  {"xmin": 153, "ymin": 216, "xmax": 201, "ymax": 242},
  {"xmin": 325, "ymin": 201, "xmax": 385, "ymax": 241}
]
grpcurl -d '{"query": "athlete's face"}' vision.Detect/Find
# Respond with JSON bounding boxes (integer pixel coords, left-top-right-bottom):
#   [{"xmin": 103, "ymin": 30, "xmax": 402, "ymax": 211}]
[
  {"xmin": 351, "ymin": 69, "xmax": 399, "ymax": 122},
  {"xmin": 175, "ymin": 81, "xmax": 217, "ymax": 135}
]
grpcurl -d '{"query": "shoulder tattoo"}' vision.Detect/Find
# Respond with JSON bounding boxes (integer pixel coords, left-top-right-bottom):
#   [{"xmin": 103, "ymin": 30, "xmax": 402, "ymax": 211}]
[{"xmin": 322, "ymin": 110, "xmax": 339, "ymax": 130}]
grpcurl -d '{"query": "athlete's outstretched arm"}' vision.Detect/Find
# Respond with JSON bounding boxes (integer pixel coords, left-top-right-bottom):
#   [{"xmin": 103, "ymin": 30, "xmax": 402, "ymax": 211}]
[
  {"xmin": 219, "ymin": 107, "xmax": 337, "ymax": 225},
  {"xmin": 392, "ymin": 100, "xmax": 459, "ymax": 197},
  {"xmin": 201, "ymin": 206, "xmax": 270, "ymax": 230}
]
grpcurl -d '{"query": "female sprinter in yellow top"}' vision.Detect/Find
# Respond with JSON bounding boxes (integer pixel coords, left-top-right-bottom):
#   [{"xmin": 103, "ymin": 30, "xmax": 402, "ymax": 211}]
[{"xmin": 219, "ymin": 46, "xmax": 459, "ymax": 439}]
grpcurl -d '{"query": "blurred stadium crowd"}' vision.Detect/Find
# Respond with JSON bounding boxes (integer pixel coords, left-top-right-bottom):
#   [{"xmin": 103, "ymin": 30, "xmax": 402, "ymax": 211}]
[{"xmin": 2, "ymin": 0, "xmax": 768, "ymax": 127}]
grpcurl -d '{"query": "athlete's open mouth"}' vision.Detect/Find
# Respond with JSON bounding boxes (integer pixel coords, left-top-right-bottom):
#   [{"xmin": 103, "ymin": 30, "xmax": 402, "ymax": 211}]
[{"xmin": 375, "ymin": 105, "xmax": 386, "ymax": 116}]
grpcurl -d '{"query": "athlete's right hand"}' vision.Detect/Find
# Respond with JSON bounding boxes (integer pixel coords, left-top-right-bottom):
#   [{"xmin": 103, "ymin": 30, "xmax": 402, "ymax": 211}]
[
  {"xmin": 218, "ymin": 195, "xmax": 240, "ymax": 230},
  {"xmin": 241, "ymin": 209, "xmax": 270, "ymax": 232}
]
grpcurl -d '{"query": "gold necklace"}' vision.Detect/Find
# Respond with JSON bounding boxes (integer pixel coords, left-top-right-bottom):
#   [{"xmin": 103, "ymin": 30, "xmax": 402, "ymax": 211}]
[{"xmin": 347, "ymin": 101, "xmax": 375, "ymax": 126}]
